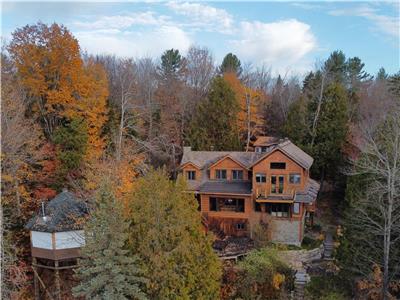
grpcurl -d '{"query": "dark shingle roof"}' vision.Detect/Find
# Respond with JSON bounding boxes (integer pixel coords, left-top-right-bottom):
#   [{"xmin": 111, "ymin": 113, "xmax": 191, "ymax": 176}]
[
  {"xmin": 26, "ymin": 191, "xmax": 89, "ymax": 232},
  {"xmin": 182, "ymin": 139, "xmax": 314, "ymax": 170},
  {"xmin": 199, "ymin": 181, "xmax": 252, "ymax": 195},
  {"xmin": 294, "ymin": 179, "xmax": 320, "ymax": 203}
]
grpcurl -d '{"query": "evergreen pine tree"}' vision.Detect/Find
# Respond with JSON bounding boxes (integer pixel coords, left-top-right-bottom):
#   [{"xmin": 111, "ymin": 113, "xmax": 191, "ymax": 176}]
[
  {"xmin": 128, "ymin": 169, "xmax": 222, "ymax": 300},
  {"xmin": 187, "ymin": 76, "xmax": 241, "ymax": 150},
  {"xmin": 308, "ymin": 82, "xmax": 349, "ymax": 180},
  {"xmin": 220, "ymin": 53, "xmax": 242, "ymax": 76},
  {"xmin": 284, "ymin": 96, "xmax": 308, "ymax": 146},
  {"xmin": 73, "ymin": 184, "xmax": 147, "ymax": 300}
]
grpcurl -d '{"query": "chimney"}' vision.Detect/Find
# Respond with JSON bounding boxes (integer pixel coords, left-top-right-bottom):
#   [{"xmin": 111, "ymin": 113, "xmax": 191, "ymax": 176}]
[
  {"xmin": 41, "ymin": 202, "xmax": 48, "ymax": 222},
  {"xmin": 183, "ymin": 146, "xmax": 192, "ymax": 154},
  {"xmin": 62, "ymin": 188, "xmax": 68, "ymax": 192}
]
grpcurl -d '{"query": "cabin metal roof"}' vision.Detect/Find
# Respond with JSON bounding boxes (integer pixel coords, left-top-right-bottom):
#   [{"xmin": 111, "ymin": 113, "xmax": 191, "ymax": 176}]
[{"xmin": 26, "ymin": 191, "xmax": 89, "ymax": 233}]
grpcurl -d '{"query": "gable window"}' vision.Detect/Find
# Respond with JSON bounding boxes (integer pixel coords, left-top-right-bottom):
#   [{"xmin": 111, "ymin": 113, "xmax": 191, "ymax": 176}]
[
  {"xmin": 256, "ymin": 173, "xmax": 267, "ymax": 183},
  {"xmin": 186, "ymin": 170, "xmax": 196, "ymax": 180},
  {"xmin": 289, "ymin": 174, "xmax": 301, "ymax": 184},
  {"xmin": 232, "ymin": 170, "xmax": 243, "ymax": 180},
  {"xmin": 270, "ymin": 162, "xmax": 286, "ymax": 169},
  {"xmin": 215, "ymin": 169, "xmax": 227, "ymax": 179}
]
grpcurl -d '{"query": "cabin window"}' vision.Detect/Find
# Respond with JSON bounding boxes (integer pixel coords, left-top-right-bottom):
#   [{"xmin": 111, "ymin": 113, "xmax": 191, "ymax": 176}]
[
  {"xmin": 237, "ymin": 223, "xmax": 246, "ymax": 230},
  {"xmin": 209, "ymin": 197, "xmax": 245, "ymax": 212},
  {"xmin": 289, "ymin": 174, "xmax": 301, "ymax": 184},
  {"xmin": 215, "ymin": 169, "xmax": 227, "ymax": 179},
  {"xmin": 232, "ymin": 170, "xmax": 243, "ymax": 180},
  {"xmin": 266, "ymin": 203, "xmax": 290, "ymax": 218},
  {"xmin": 210, "ymin": 197, "xmax": 218, "ymax": 211},
  {"xmin": 293, "ymin": 202, "xmax": 300, "ymax": 214},
  {"xmin": 255, "ymin": 147, "xmax": 262, "ymax": 153},
  {"xmin": 254, "ymin": 201, "xmax": 262, "ymax": 212},
  {"xmin": 271, "ymin": 176, "xmax": 284, "ymax": 194},
  {"xmin": 186, "ymin": 170, "xmax": 196, "ymax": 180},
  {"xmin": 256, "ymin": 173, "xmax": 267, "ymax": 183},
  {"xmin": 270, "ymin": 162, "xmax": 286, "ymax": 169}
]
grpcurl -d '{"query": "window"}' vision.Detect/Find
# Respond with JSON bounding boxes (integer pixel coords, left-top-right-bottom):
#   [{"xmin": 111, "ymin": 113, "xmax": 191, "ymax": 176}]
[
  {"xmin": 210, "ymin": 197, "xmax": 218, "ymax": 211},
  {"xmin": 232, "ymin": 170, "xmax": 243, "ymax": 180},
  {"xmin": 215, "ymin": 169, "xmax": 227, "ymax": 179},
  {"xmin": 289, "ymin": 174, "xmax": 301, "ymax": 184},
  {"xmin": 271, "ymin": 176, "xmax": 284, "ymax": 194},
  {"xmin": 209, "ymin": 197, "xmax": 245, "ymax": 212},
  {"xmin": 279, "ymin": 176, "xmax": 284, "ymax": 193},
  {"xmin": 254, "ymin": 201, "xmax": 262, "ymax": 212},
  {"xmin": 237, "ymin": 223, "xmax": 246, "ymax": 230},
  {"xmin": 266, "ymin": 203, "xmax": 290, "ymax": 218},
  {"xmin": 270, "ymin": 162, "xmax": 286, "ymax": 169},
  {"xmin": 255, "ymin": 147, "xmax": 262, "ymax": 153},
  {"xmin": 293, "ymin": 202, "xmax": 300, "ymax": 214},
  {"xmin": 186, "ymin": 170, "xmax": 196, "ymax": 180},
  {"xmin": 256, "ymin": 173, "xmax": 267, "ymax": 183}
]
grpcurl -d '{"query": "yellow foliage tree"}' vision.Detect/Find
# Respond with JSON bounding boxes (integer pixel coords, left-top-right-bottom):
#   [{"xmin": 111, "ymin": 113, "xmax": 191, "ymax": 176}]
[
  {"xmin": 223, "ymin": 72, "xmax": 264, "ymax": 151},
  {"xmin": 8, "ymin": 22, "xmax": 108, "ymax": 164}
]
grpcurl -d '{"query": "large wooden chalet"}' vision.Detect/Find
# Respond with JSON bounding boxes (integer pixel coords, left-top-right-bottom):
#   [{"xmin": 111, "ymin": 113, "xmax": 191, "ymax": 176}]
[{"xmin": 180, "ymin": 137, "xmax": 320, "ymax": 246}]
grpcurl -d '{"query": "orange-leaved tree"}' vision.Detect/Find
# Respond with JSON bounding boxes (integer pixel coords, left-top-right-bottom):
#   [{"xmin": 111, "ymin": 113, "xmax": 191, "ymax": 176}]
[{"xmin": 223, "ymin": 72, "xmax": 264, "ymax": 151}]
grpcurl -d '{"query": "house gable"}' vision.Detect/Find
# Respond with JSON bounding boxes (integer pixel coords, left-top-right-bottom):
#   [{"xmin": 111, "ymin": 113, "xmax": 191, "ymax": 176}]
[{"xmin": 209, "ymin": 156, "xmax": 249, "ymax": 180}]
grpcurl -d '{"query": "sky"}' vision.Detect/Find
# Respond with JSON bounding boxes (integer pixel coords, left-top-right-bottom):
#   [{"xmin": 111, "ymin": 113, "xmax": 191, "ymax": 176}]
[{"xmin": 1, "ymin": 1, "xmax": 399, "ymax": 76}]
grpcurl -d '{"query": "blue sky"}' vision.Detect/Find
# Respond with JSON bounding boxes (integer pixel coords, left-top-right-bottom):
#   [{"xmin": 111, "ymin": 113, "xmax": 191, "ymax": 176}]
[{"xmin": 2, "ymin": 1, "xmax": 399, "ymax": 76}]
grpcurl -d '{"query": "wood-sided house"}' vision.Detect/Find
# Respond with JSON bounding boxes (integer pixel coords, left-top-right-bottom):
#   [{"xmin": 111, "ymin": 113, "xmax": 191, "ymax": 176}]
[{"xmin": 180, "ymin": 137, "xmax": 320, "ymax": 246}]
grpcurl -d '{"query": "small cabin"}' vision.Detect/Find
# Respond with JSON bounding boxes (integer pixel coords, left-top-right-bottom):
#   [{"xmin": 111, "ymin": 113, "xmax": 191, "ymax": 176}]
[{"xmin": 26, "ymin": 190, "xmax": 89, "ymax": 261}]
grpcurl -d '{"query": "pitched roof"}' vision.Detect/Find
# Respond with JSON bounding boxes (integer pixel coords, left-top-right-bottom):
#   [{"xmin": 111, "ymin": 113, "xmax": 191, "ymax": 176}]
[
  {"xmin": 26, "ymin": 191, "xmax": 89, "ymax": 232},
  {"xmin": 181, "ymin": 148, "xmax": 264, "ymax": 170},
  {"xmin": 294, "ymin": 179, "xmax": 320, "ymax": 203},
  {"xmin": 278, "ymin": 140, "xmax": 314, "ymax": 169},
  {"xmin": 199, "ymin": 181, "xmax": 252, "ymax": 195},
  {"xmin": 181, "ymin": 139, "xmax": 314, "ymax": 170},
  {"xmin": 253, "ymin": 136, "xmax": 280, "ymax": 147}
]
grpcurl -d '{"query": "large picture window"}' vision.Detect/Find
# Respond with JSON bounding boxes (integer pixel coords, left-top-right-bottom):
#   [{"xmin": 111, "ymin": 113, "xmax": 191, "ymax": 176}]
[
  {"xmin": 215, "ymin": 169, "xmax": 227, "ymax": 179},
  {"xmin": 266, "ymin": 203, "xmax": 290, "ymax": 217},
  {"xmin": 209, "ymin": 197, "xmax": 245, "ymax": 212},
  {"xmin": 271, "ymin": 175, "xmax": 284, "ymax": 194}
]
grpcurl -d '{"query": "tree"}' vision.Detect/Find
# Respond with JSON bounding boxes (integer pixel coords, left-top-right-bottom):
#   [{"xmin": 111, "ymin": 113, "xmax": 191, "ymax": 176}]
[
  {"xmin": 220, "ymin": 53, "xmax": 242, "ymax": 76},
  {"xmin": 340, "ymin": 111, "xmax": 400, "ymax": 300},
  {"xmin": 8, "ymin": 23, "xmax": 108, "ymax": 162},
  {"xmin": 53, "ymin": 117, "xmax": 88, "ymax": 176},
  {"xmin": 376, "ymin": 67, "xmax": 388, "ymax": 80},
  {"xmin": 308, "ymin": 82, "xmax": 349, "ymax": 180},
  {"xmin": 284, "ymin": 96, "xmax": 308, "ymax": 146},
  {"xmin": 185, "ymin": 45, "xmax": 216, "ymax": 100},
  {"xmin": 73, "ymin": 184, "xmax": 147, "ymax": 300},
  {"xmin": 8, "ymin": 22, "xmax": 84, "ymax": 137},
  {"xmin": 236, "ymin": 248, "xmax": 293, "ymax": 299},
  {"xmin": 160, "ymin": 48, "xmax": 185, "ymax": 80},
  {"xmin": 128, "ymin": 169, "xmax": 222, "ymax": 299},
  {"xmin": 223, "ymin": 72, "xmax": 263, "ymax": 150},
  {"xmin": 187, "ymin": 76, "xmax": 241, "ymax": 151}
]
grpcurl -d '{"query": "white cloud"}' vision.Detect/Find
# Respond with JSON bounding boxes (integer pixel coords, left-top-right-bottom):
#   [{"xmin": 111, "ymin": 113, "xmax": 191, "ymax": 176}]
[
  {"xmin": 230, "ymin": 19, "xmax": 317, "ymax": 74},
  {"xmin": 166, "ymin": 1, "xmax": 233, "ymax": 33},
  {"xmin": 75, "ymin": 25, "xmax": 192, "ymax": 57},
  {"xmin": 73, "ymin": 12, "xmax": 170, "ymax": 30},
  {"xmin": 329, "ymin": 5, "xmax": 399, "ymax": 38}
]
